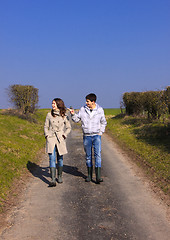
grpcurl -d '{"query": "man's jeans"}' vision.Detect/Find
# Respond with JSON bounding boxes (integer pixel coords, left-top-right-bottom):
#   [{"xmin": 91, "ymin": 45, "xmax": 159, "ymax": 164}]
[
  {"xmin": 49, "ymin": 146, "xmax": 63, "ymax": 168},
  {"xmin": 83, "ymin": 135, "xmax": 101, "ymax": 168}
]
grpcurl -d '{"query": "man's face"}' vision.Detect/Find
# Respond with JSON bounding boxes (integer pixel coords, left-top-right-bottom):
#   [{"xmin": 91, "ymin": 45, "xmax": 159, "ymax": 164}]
[{"xmin": 86, "ymin": 99, "xmax": 95, "ymax": 109}]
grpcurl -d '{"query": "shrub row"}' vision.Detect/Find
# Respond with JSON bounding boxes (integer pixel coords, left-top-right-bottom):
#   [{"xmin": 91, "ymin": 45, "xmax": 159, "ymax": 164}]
[{"xmin": 122, "ymin": 86, "xmax": 170, "ymax": 120}]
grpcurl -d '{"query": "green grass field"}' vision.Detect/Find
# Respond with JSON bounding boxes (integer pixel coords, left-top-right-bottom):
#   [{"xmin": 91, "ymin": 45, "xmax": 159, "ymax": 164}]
[
  {"xmin": 0, "ymin": 109, "xmax": 49, "ymax": 210},
  {"xmin": 104, "ymin": 108, "xmax": 123, "ymax": 116},
  {"xmin": 106, "ymin": 113, "xmax": 170, "ymax": 194}
]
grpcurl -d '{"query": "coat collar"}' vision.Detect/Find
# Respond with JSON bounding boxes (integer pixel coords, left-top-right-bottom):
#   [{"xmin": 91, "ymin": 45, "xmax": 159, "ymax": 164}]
[
  {"xmin": 84, "ymin": 104, "xmax": 99, "ymax": 113},
  {"xmin": 53, "ymin": 110, "xmax": 60, "ymax": 116}
]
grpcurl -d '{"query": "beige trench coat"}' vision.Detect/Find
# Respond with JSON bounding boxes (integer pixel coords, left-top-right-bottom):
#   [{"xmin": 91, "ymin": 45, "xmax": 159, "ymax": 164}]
[{"xmin": 44, "ymin": 111, "xmax": 71, "ymax": 155}]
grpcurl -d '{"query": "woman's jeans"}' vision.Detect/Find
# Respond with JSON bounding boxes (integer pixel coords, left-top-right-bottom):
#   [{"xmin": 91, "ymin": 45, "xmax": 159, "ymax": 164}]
[
  {"xmin": 83, "ymin": 135, "xmax": 101, "ymax": 168},
  {"xmin": 48, "ymin": 146, "xmax": 63, "ymax": 168}
]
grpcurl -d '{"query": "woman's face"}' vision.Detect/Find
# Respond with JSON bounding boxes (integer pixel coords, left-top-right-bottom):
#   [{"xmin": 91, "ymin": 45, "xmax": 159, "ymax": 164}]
[{"xmin": 52, "ymin": 100, "xmax": 58, "ymax": 110}]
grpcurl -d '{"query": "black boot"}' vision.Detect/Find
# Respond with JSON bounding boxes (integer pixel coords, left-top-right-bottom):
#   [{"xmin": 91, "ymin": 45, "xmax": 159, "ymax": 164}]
[
  {"xmin": 49, "ymin": 167, "xmax": 56, "ymax": 187},
  {"xmin": 85, "ymin": 167, "xmax": 93, "ymax": 182},
  {"xmin": 95, "ymin": 167, "xmax": 103, "ymax": 184},
  {"xmin": 58, "ymin": 166, "xmax": 63, "ymax": 183}
]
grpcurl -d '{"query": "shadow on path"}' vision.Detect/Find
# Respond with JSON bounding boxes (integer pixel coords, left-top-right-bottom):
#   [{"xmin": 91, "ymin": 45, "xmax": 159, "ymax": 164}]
[
  {"xmin": 63, "ymin": 164, "xmax": 86, "ymax": 180},
  {"xmin": 27, "ymin": 161, "xmax": 86, "ymax": 185},
  {"xmin": 27, "ymin": 161, "xmax": 50, "ymax": 185}
]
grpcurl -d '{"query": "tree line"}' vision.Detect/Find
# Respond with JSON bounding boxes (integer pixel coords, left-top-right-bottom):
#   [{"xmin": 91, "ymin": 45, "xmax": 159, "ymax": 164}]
[
  {"xmin": 122, "ymin": 86, "xmax": 170, "ymax": 121},
  {"xmin": 7, "ymin": 84, "xmax": 170, "ymax": 121}
]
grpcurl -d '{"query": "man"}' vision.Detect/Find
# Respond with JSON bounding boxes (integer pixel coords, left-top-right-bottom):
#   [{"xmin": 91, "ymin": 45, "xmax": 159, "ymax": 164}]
[{"xmin": 68, "ymin": 93, "xmax": 107, "ymax": 184}]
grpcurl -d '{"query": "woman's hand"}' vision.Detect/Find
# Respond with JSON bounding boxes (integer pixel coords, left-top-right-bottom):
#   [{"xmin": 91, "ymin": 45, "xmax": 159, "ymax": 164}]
[{"xmin": 62, "ymin": 135, "xmax": 66, "ymax": 139}]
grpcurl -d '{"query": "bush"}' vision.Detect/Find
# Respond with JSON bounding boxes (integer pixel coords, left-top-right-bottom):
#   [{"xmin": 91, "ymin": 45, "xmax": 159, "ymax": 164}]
[
  {"xmin": 7, "ymin": 84, "xmax": 39, "ymax": 114},
  {"xmin": 122, "ymin": 87, "xmax": 169, "ymax": 121},
  {"xmin": 164, "ymin": 86, "xmax": 170, "ymax": 114},
  {"xmin": 143, "ymin": 91, "xmax": 167, "ymax": 120},
  {"xmin": 123, "ymin": 92, "xmax": 144, "ymax": 115}
]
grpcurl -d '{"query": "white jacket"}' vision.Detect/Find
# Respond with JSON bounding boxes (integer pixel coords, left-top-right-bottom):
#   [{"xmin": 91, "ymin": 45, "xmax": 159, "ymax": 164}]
[{"xmin": 71, "ymin": 104, "xmax": 107, "ymax": 135}]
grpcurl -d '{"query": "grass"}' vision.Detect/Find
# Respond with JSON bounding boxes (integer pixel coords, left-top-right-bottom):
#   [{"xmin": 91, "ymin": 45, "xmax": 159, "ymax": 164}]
[
  {"xmin": 0, "ymin": 109, "xmax": 49, "ymax": 210},
  {"xmin": 105, "ymin": 112, "xmax": 170, "ymax": 195},
  {"xmin": 104, "ymin": 108, "xmax": 124, "ymax": 116}
]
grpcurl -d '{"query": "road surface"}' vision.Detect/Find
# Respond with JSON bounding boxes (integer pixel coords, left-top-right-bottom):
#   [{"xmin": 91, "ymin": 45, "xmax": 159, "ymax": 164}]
[{"xmin": 0, "ymin": 123, "xmax": 169, "ymax": 240}]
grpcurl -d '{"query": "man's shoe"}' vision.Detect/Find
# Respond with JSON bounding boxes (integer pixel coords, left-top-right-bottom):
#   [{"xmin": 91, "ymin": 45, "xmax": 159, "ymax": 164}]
[
  {"xmin": 95, "ymin": 167, "xmax": 103, "ymax": 184},
  {"xmin": 85, "ymin": 167, "xmax": 93, "ymax": 182}
]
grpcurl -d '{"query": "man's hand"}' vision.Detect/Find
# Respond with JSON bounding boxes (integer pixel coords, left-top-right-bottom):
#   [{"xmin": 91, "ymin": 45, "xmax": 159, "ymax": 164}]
[{"xmin": 67, "ymin": 108, "xmax": 75, "ymax": 115}]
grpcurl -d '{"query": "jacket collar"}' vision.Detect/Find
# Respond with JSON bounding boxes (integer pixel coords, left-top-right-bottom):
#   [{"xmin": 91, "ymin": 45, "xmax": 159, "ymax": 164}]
[
  {"xmin": 84, "ymin": 103, "xmax": 99, "ymax": 112},
  {"xmin": 53, "ymin": 110, "xmax": 60, "ymax": 116}
]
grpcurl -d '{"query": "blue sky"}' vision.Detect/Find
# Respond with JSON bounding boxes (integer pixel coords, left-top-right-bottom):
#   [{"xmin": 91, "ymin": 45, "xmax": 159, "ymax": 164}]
[{"xmin": 0, "ymin": 0, "xmax": 169, "ymax": 109}]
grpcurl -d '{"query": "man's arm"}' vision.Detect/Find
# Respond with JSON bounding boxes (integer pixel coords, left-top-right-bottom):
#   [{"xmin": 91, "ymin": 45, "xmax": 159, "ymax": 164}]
[
  {"xmin": 100, "ymin": 109, "xmax": 107, "ymax": 134},
  {"xmin": 67, "ymin": 108, "xmax": 81, "ymax": 123}
]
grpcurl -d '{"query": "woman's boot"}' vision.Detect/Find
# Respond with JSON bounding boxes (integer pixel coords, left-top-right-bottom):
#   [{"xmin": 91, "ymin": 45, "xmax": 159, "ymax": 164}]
[
  {"xmin": 58, "ymin": 166, "xmax": 63, "ymax": 183},
  {"xmin": 85, "ymin": 167, "xmax": 93, "ymax": 182},
  {"xmin": 95, "ymin": 167, "xmax": 103, "ymax": 184},
  {"xmin": 49, "ymin": 167, "xmax": 56, "ymax": 187}
]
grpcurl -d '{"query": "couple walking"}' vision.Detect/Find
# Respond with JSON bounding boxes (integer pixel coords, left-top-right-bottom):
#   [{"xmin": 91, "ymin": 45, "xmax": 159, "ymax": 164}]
[{"xmin": 44, "ymin": 93, "xmax": 107, "ymax": 187}]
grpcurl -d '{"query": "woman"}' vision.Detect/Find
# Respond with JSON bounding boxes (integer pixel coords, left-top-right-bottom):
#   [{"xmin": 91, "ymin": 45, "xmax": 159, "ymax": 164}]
[{"xmin": 44, "ymin": 98, "xmax": 71, "ymax": 187}]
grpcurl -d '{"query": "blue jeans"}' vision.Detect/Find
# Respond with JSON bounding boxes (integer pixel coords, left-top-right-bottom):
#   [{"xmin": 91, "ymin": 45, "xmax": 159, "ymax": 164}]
[
  {"xmin": 49, "ymin": 146, "xmax": 63, "ymax": 168},
  {"xmin": 83, "ymin": 135, "xmax": 101, "ymax": 168}
]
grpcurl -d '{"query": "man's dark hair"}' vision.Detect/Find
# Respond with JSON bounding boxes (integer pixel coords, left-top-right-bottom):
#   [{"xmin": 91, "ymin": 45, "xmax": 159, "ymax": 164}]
[{"xmin": 86, "ymin": 93, "xmax": 97, "ymax": 102}]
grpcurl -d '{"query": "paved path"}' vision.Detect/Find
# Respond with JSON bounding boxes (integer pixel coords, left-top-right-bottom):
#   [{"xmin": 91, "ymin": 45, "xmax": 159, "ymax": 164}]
[{"xmin": 0, "ymin": 123, "xmax": 169, "ymax": 240}]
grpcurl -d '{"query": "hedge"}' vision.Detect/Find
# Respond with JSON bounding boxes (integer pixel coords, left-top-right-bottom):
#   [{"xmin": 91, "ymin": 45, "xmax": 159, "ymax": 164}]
[{"xmin": 122, "ymin": 86, "xmax": 169, "ymax": 120}]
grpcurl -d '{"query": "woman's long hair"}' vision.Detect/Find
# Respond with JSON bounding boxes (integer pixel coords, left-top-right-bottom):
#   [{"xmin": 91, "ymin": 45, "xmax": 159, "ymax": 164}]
[{"xmin": 51, "ymin": 98, "xmax": 66, "ymax": 117}]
